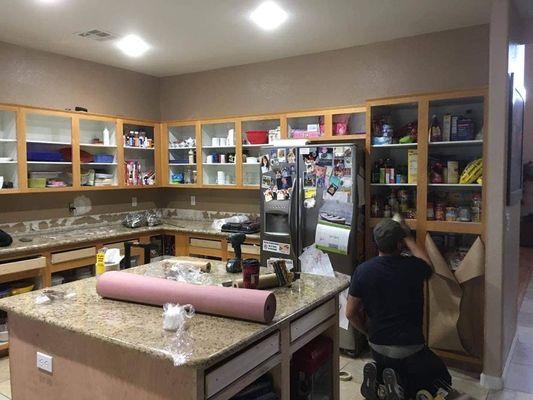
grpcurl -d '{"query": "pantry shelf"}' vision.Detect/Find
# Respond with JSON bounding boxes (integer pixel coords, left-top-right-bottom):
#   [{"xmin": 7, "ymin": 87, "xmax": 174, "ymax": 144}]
[
  {"xmin": 27, "ymin": 140, "xmax": 71, "ymax": 145},
  {"xmin": 124, "ymin": 146, "xmax": 154, "ymax": 151},
  {"xmin": 27, "ymin": 161, "xmax": 72, "ymax": 165},
  {"xmin": 81, "ymin": 162, "xmax": 117, "ymax": 166},
  {"xmin": 369, "ymin": 217, "xmax": 417, "ymax": 229},
  {"xmin": 169, "ymin": 163, "xmax": 196, "ymax": 166},
  {"xmin": 372, "ymin": 143, "xmax": 417, "ymax": 148},
  {"xmin": 428, "ymin": 183, "xmax": 482, "ymax": 188},
  {"xmin": 0, "ymin": 139, "xmax": 16, "ymax": 143},
  {"xmin": 169, "ymin": 147, "xmax": 197, "ymax": 150},
  {"xmin": 429, "ymin": 140, "xmax": 483, "ymax": 147},
  {"xmin": 202, "ymin": 145, "xmax": 236, "ymax": 149},
  {"xmin": 80, "ymin": 143, "xmax": 117, "ymax": 148},
  {"xmin": 370, "ymin": 183, "xmax": 417, "ymax": 187},
  {"xmin": 426, "ymin": 220, "xmax": 483, "ymax": 235}
]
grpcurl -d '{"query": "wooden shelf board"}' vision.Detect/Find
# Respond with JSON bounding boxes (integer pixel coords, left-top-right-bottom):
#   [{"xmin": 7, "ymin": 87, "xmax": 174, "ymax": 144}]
[
  {"xmin": 167, "ymin": 183, "xmax": 200, "ymax": 188},
  {"xmin": 169, "ymin": 163, "xmax": 197, "ymax": 166},
  {"xmin": 203, "ymin": 163, "xmax": 236, "ymax": 166},
  {"xmin": 308, "ymin": 134, "xmax": 366, "ymax": 142},
  {"xmin": 202, "ymin": 145, "xmax": 236, "ymax": 149},
  {"xmin": 124, "ymin": 146, "xmax": 154, "ymax": 151},
  {"xmin": 371, "ymin": 143, "xmax": 417, "ymax": 148},
  {"xmin": 429, "ymin": 140, "xmax": 483, "ymax": 147},
  {"xmin": 370, "ymin": 183, "xmax": 417, "ymax": 187},
  {"xmin": 369, "ymin": 218, "xmax": 417, "ymax": 229},
  {"xmin": 426, "ymin": 221, "xmax": 482, "ymax": 234},
  {"xmin": 0, "ymin": 161, "xmax": 17, "ymax": 164},
  {"xmin": 26, "ymin": 140, "xmax": 71, "ymax": 145},
  {"xmin": 169, "ymin": 146, "xmax": 196, "ymax": 150},
  {"xmin": 79, "ymin": 143, "xmax": 117, "ymax": 148},
  {"xmin": 81, "ymin": 163, "xmax": 117, "ymax": 166},
  {"xmin": 27, "ymin": 161, "xmax": 72, "ymax": 165},
  {"xmin": 428, "ymin": 184, "xmax": 482, "ymax": 188}
]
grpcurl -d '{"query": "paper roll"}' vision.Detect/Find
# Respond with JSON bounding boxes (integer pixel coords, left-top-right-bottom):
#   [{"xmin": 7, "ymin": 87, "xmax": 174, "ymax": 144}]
[
  {"xmin": 176, "ymin": 260, "xmax": 211, "ymax": 273},
  {"xmin": 96, "ymin": 271, "xmax": 276, "ymax": 323}
]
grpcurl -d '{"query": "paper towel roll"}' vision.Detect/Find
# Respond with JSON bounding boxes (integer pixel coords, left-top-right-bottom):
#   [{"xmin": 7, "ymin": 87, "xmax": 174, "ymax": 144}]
[{"xmin": 96, "ymin": 271, "xmax": 276, "ymax": 323}]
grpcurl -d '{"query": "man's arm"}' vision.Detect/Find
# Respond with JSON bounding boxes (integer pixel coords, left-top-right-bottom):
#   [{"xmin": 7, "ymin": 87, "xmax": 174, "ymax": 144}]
[
  {"xmin": 346, "ymin": 295, "xmax": 367, "ymax": 335},
  {"xmin": 404, "ymin": 235, "xmax": 433, "ymax": 268}
]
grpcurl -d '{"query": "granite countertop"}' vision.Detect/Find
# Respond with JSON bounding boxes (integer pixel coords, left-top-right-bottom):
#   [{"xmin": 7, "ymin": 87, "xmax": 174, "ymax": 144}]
[
  {"xmin": 0, "ymin": 219, "xmax": 260, "ymax": 258},
  {"xmin": 0, "ymin": 257, "xmax": 349, "ymax": 369}
]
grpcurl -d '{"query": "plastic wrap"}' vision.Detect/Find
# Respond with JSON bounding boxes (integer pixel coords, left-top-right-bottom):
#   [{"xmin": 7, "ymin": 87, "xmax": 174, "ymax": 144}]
[
  {"xmin": 211, "ymin": 215, "xmax": 249, "ymax": 231},
  {"xmin": 122, "ymin": 212, "xmax": 147, "ymax": 228},
  {"xmin": 298, "ymin": 245, "xmax": 335, "ymax": 277},
  {"xmin": 35, "ymin": 289, "xmax": 77, "ymax": 305},
  {"xmin": 146, "ymin": 210, "xmax": 162, "ymax": 227},
  {"xmin": 161, "ymin": 260, "xmax": 212, "ymax": 285}
]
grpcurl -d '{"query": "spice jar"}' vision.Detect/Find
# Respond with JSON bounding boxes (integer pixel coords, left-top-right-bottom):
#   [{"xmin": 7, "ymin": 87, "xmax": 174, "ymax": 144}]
[
  {"xmin": 445, "ymin": 207, "xmax": 457, "ymax": 222},
  {"xmin": 435, "ymin": 203, "xmax": 445, "ymax": 221},
  {"xmin": 471, "ymin": 194, "xmax": 482, "ymax": 222}
]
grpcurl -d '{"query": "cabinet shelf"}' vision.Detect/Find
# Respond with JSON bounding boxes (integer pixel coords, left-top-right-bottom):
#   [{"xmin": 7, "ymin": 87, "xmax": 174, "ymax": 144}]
[
  {"xmin": 80, "ymin": 143, "xmax": 117, "ymax": 148},
  {"xmin": 426, "ymin": 220, "xmax": 482, "ymax": 234},
  {"xmin": 372, "ymin": 143, "xmax": 417, "ymax": 148},
  {"xmin": 429, "ymin": 140, "xmax": 483, "ymax": 147},
  {"xmin": 428, "ymin": 184, "xmax": 481, "ymax": 188},
  {"xmin": 202, "ymin": 145, "xmax": 236, "ymax": 149},
  {"xmin": 27, "ymin": 161, "xmax": 72, "ymax": 165},
  {"xmin": 81, "ymin": 162, "xmax": 117, "ymax": 166},
  {"xmin": 124, "ymin": 146, "xmax": 154, "ymax": 151},
  {"xmin": 0, "ymin": 139, "xmax": 16, "ymax": 143},
  {"xmin": 169, "ymin": 163, "xmax": 197, "ymax": 166},
  {"xmin": 27, "ymin": 140, "xmax": 71, "ymax": 146},
  {"xmin": 169, "ymin": 146, "xmax": 197, "ymax": 150},
  {"xmin": 371, "ymin": 183, "xmax": 416, "ymax": 187}
]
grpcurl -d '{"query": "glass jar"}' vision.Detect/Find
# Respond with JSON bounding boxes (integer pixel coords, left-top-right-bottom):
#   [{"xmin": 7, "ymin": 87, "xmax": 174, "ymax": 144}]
[
  {"xmin": 445, "ymin": 207, "xmax": 457, "ymax": 222},
  {"xmin": 435, "ymin": 203, "xmax": 445, "ymax": 221},
  {"xmin": 471, "ymin": 194, "xmax": 482, "ymax": 222},
  {"xmin": 457, "ymin": 207, "xmax": 471, "ymax": 222}
]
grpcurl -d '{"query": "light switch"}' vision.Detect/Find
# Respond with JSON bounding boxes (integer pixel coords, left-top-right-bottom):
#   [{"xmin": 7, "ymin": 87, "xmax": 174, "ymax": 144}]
[
  {"xmin": 191, "ymin": 195, "xmax": 196, "ymax": 206},
  {"xmin": 37, "ymin": 351, "xmax": 53, "ymax": 373},
  {"xmin": 132, "ymin": 197, "xmax": 137, "ymax": 207}
]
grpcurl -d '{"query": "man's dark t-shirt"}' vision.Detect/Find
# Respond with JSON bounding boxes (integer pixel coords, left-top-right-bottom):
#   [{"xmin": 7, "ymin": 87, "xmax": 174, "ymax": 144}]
[{"xmin": 349, "ymin": 255, "xmax": 432, "ymax": 346}]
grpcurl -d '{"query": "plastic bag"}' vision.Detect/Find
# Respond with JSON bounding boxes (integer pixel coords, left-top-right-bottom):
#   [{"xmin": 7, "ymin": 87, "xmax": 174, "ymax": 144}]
[
  {"xmin": 35, "ymin": 289, "xmax": 77, "ymax": 305},
  {"xmin": 211, "ymin": 215, "xmax": 249, "ymax": 231},
  {"xmin": 122, "ymin": 212, "xmax": 147, "ymax": 228},
  {"xmin": 161, "ymin": 260, "xmax": 211, "ymax": 285},
  {"xmin": 298, "ymin": 244, "xmax": 335, "ymax": 277},
  {"xmin": 162, "ymin": 303, "xmax": 195, "ymax": 366},
  {"xmin": 146, "ymin": 210, "xmax": 162, "ymax": 227}
]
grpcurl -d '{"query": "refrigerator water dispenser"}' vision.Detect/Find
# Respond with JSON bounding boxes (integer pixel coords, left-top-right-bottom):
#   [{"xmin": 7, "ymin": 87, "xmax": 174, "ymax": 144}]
[{"xmin": 264, "ymin": 200, "xmax": 290, "ymax": 235}]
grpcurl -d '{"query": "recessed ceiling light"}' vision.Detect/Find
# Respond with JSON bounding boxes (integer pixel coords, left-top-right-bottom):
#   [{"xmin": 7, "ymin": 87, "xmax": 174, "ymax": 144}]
[
  {"xmin": 250, "ymin": 1, "xmax": 288, "ymax": 31},
  {"xmin": 115, "ymin": 34, "xmax": 150, "ymax": 57}
]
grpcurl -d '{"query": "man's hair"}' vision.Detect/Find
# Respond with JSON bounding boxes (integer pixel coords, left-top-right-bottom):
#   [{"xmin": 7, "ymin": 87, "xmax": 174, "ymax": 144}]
[{"xmin": 373, "ymin": 219, "xmax": 407, "ymax": 254}]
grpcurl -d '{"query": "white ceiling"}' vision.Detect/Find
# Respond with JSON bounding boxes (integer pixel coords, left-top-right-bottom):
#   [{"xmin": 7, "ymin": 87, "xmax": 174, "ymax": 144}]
[{"xmin": 0, "ymin": 0, "xmax": 492, "ymax": 77}]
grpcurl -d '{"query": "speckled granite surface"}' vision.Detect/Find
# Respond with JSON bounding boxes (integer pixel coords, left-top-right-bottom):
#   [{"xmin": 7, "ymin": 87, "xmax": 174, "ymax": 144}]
[
  {"xmin": 0, "ymin": 257, "xmax": 349, "ymax": 369},
  {"xmin": 0, "ymin": 218, "xmax": 260, "ymax": 258}
]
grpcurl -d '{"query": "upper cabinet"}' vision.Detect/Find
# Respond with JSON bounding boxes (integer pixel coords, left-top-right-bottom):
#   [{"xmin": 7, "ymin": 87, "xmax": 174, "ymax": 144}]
[
  {"xmin": 122, "ymin": 121, "xmax": 158, "ymax": 187},
  {"xmin": 25, "ymin": 111, "xmax": 73, "ymax": 190},
  {"xmin": 166, "ymin": 123, "xmax": 199, "ymax": 186},
  {"xmin": 201, "ymin": 120, "xmax": 237, "ymax": 187},
  {"xmin": 0, "ymin": 108, "xmax": 18, "ymax": 190},
  {"xmin": 287, "ymin": 111, "xmax": 326, "ymax": 140},
  {"xmin": 78, "ymin": 117, "xmax": 119, "ymax": 187}
]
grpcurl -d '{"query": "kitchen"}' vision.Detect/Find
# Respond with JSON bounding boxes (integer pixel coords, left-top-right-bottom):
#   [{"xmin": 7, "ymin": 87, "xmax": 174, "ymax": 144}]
[{"xmin": 0, "ymin": 0, "xmax": 531, "ymax": 399}]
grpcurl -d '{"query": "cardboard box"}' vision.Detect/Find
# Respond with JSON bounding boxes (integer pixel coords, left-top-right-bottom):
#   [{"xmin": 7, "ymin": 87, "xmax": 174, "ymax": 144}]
[
  {"xmin": 442, "ymin": 114, "xmax": 452, "ymax": 142},
  {"xmin": 408, "ymin": 149, "xmax": 417, "ymax": 184}
]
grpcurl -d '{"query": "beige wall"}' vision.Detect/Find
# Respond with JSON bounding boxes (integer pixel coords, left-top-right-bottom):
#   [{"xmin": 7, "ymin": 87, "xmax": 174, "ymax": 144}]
[
  {"xmin": 0, "ymin": 41, "xmax": 160, "ymax": 120},
  {"xmin": 523, "ymin": 43, "xmax": 533, "ymax": 215},
  {"xmin": 483, "ymin": 0, "xmax": 524, "ymax": 382},
  {"xmin": 160, "ymin": 25, "xmax": 489, "ymax": 121},
  {"xmin": 161, "ymin": 189, "xmax": 260, "ymax": 215}
]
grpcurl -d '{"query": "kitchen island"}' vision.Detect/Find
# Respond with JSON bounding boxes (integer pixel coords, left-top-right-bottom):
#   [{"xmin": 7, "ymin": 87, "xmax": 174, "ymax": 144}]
[{"xmin": 0, "ymin": 257, "xmax": 349, "ymax": 400}]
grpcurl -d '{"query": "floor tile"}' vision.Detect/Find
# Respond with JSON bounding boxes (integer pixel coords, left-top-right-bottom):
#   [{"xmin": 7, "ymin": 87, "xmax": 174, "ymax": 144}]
[
  {"xmin": 340, "ymin": 378, "xmax": 364, "ymax": 400},
  {"xmin": 517, "ymin": 326, "xmax": 533, "ymax": 346},
  {"xmin": 0, "ymin": 359, "xmax": 9, "ymax": 384},
  {"xmin": 340, "ymin": 359, "xmax": 367, "ymax": 384},
  {"xmin": 452, "ymin": 376, "xmax": 489, "ymax": 399},
  {"xmin": 487, "ymin": 389, "xmax": 533, "ymax": 400},
  {"xmin": 505, "ymin": 363, "xmax": 533, "ymax": 393},
  {"xmin": 511, "ymin": 341, "xmax": 533, "ymax": 366},
  {"xmin": 340, "ymin": 354, "xmax": 354, "ymax": 370},
  {"xmin": 518, "ymin": 311, "xmax": 533, "ymax": 329},
  {"xmin": 520, "ymin": 299, "xmax": 533, "ymax": 314},
  {"xmin": 0, "ymin": 379, "xmax": 10, "ymax": 399}
]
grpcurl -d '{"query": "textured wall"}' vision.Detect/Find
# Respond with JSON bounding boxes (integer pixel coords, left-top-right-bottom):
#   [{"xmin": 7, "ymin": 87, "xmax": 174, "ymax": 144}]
[
  {"xmin": 0, "ymin": 41, "xmax": 160, "ymax": 120},
  {"xmin": 160, "ymin": 25, "xmax": 489, "ymax": 121},
  {"xmin": 523, "ymin": 43, "xmax": 533, "ymax": 215}
]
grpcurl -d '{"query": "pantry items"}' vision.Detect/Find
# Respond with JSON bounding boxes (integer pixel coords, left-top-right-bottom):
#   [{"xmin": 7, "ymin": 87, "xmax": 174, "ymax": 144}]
[
  {"xmin": 428, "ymin": 192, "xmax": 482, "ymax": 223},
  {"xmin": 217, "ymin": 170, "xmax": 226, "ymax": 185},
  {"xmin": 188, "ymin": 149, "xmax": 195, "ymax": 164},
  {"xmin": 471, "ymin": 194, "xmax": 482, "ymax": 222},
  {"xmin": 11, "ymin": 281, "xmax": 35, "ymax": 295},
  {"xmin": 460, "ymin": 158, "xmax": 483, "ymax": 184},
  {"xmin": 169, "ymin": 137, "xmax": 196, "ymax": 149},
  {"xmin": 0, "ymin": 176, "xmax": 3, "ymax": 190},
  {"xmin": 372, "ymin": 115, "xmax": 418, "ymax": 145},
  {"xmin": 125, "ymin": 161, "xmax": 155, "ymax": 186},
  {"xmin": 123, "ymin": 130, "xmax": 153, "ymax": 148},
  {"xmin": 445, "ymin": 207, "xmax": 457, "ymax": 222},
  {"xmin": 429, "ymin": 115, "xmax": 442, "ymax": 142},
  {"xmin": 370, "ymin": 158, "xmax": 408, "ymax": 184},
  {"xmin": 246, "ymin": 130, "xmax": 269, "ymax": 144},
  {"xmin": 227, "ymin": 128, "xmax": 235, "ymax": 146},
  {"xmin": 103, "ymin": 127, "xmax": 110, "ymax": 146},
  {"xmin": 268, "ymin": 127, "xmax": 281, "ymax": 143},
  {"xmin": 370, "ymin": 188, "xmax": 416, "ymax": 219},
  {"xmin": 429, "ymin": 110, "xmax": 479, "ymax": 142},
  {"xmin": 408, "ymin": 149, "xmax": 418, "ymax": 184}
]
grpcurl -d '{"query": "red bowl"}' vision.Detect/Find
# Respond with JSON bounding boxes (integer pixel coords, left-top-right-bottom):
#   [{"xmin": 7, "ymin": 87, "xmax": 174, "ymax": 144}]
[{"xmin": 246, "ymin": 130, "xmax": 269, "ymax": 144}]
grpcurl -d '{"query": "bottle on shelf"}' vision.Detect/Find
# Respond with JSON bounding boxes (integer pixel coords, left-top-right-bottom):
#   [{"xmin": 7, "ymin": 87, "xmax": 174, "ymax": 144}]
[
  {"xmin": 188, "ymin": 149, "xmax": 195, "ymax": 164},
  {"xmin": 429, "ymin": 114, "xmax": 442, "ymax": 142},
  {"xmin": 134, "ymin": 131, "xmax": 140, "ymax": 147}
]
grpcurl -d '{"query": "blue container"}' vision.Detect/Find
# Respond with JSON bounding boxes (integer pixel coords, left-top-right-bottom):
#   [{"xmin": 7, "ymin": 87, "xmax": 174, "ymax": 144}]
[
  {"xmin": 93, "ymin": 154, "xmax": 114, "ymax": 163},
  {"xmin": 27, "ymin": 151, "xmax": 62, "ymax": 162}
]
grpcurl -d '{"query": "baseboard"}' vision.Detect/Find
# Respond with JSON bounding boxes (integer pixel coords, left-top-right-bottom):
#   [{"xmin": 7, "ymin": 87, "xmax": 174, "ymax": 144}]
[
  {"xmin": 480, "ymin": 330, "xmax": 519, "ymax": 390},
  {"xmin": 480, "ymin": 373, "xmax": 503, "ymax": 390}
]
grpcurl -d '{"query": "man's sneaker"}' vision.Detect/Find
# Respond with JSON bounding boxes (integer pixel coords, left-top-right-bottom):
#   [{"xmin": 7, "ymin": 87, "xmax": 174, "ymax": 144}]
[
  {"xmin": 361, "ymin": 362, "xmax": 379, "ymax": 400},
  {"xmin": 383, "ymin": 368, "xmax": 405, "ymax": 400}
]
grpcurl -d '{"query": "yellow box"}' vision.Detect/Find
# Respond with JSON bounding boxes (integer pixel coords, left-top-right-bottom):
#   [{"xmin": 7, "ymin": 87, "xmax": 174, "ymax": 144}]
[{"xmin": 408, "ymin": 149, "xmax": 418, "ymax": 184}]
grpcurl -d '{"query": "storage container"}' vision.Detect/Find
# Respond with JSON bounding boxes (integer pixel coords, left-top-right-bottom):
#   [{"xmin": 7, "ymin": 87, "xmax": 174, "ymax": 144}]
[
  {"xmin": 27, "ymin": 151, "xmax": 62, "ymax": 162},
  {"xmin": 93, "ymin": 154, "xmax": 114, "ymax": 163},
  {"xmin": 11, "ymin": 281, "xmax": 35, "ymax": 295},
  {"xmin": 28, "ymin": 178, "xmax": 47, "ymax": 188},
  {"xmin": 246, "ymin": 130, "xmax": 269, "ymax": 144}
]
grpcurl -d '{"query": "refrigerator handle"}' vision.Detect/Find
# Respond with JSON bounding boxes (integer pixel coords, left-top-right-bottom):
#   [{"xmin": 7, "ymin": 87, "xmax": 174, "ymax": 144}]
[{"xmin": 289, "ymin": 177, "xmax": 297, "ymax": 249}]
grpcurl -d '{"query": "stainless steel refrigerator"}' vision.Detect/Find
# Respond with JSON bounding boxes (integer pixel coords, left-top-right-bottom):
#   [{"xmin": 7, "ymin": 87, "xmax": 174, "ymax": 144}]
[{"xmin": 259, "ymin": 143, "xmax": 362, "ymax": 353}]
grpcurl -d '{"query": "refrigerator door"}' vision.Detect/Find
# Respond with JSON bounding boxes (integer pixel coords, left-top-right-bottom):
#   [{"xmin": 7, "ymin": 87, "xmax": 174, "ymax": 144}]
[
  {"xmin": 260, "ymin": 146, "xmax": 300, "ymax": 269},
  {"xmin": 297, "ymin": 144, "xmax": 357, "ymax": 276}
]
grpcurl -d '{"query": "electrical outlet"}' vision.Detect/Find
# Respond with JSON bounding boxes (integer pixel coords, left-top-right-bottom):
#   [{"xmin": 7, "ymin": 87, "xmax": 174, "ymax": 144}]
[
  {"xmin": 190, "ymin": 195, "xmax": 196, "ymax": 206},
  {"xmin": 37, "ymin": 352, "xmax": 53, "ymax": 373},
  {"xmin": 132, "ymin": 197, "xmax": 137, "ymax": 207}
]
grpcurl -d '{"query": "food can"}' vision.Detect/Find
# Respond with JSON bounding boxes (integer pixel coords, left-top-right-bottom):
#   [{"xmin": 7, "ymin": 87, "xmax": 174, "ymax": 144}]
[
  {"xmin": 447, "ymin": 161, "xmax": 459, "ymax": 184},
  {"xmin": 242, "ymin": 258, "xmax": 260, "ymax": 289},
  {"xmin": 435, "ymin": 203, "xmax": 445, "ymax": 221},
  {"xmin": 445, "ymin": 207, "xmax": 457, "ymax": 221},
  {"xmin": 458, "ymin": 207, "xmax": 471, "ymax": 222}
]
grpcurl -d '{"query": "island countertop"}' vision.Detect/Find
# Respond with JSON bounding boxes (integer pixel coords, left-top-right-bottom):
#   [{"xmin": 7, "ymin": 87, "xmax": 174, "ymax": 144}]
[{"xmin": 0, "ymin": 257, "xmax": 349, "ymax": 369}]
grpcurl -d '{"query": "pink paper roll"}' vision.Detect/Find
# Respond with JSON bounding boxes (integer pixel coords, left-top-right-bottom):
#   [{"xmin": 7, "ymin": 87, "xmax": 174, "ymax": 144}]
[{"xmin": 96, "ymin": 271, "xmax": 276, "ymax": 323}]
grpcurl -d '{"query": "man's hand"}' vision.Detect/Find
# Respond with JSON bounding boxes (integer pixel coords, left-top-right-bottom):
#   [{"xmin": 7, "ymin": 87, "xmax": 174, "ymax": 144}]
[
  {"xmin": 404, "ymin": 236, "xmax": 433, "ymax": 267},
  {"xmin": 346, "ymin": 295, "xmax": 368, "ymax": 335}
]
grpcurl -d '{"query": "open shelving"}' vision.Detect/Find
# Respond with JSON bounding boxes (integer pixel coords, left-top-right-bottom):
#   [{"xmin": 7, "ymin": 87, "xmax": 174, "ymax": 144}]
[
  {"xmin": 0, "ymin": 108, "xmax": 18, "ymax": 190},
  {"xmin": 365, "ymin": 88, "xmax": 488, "ymax": 371},
  {"xmin": 166, "ymin": 123, "xmax": 198, "ymax": 186},
  {"xmin": 123, "ymin": 121, "xmax": 158, "ymax": 187},
  {"xmin": 201, "ymin": 121, "xmax": 237, "ymax": 186}
]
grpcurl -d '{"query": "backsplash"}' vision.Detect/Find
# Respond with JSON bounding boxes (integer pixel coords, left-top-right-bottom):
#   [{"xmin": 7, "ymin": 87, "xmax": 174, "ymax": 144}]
[{"xmin": 0, "ymin": 208, "xmax": 259, "ymax": 235}]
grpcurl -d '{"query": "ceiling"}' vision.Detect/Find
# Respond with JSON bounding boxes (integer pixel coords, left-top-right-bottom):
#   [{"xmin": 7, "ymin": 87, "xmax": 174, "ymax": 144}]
[{"xmin": 0, "ymin": 0, "xmax": 492, "ymax": 77}]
